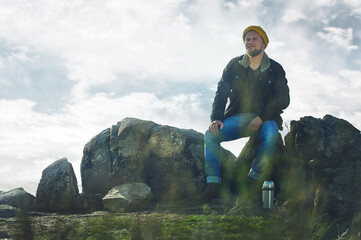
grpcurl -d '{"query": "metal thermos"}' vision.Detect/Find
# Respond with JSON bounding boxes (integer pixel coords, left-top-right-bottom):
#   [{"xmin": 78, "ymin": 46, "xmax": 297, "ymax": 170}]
[{"xmin": 262, "ymin": 181, "xmax": 275, "ymax": 209}]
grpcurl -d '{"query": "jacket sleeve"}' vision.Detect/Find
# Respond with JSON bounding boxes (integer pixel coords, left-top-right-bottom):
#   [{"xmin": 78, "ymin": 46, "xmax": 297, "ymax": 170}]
[
  {"xmin": 259, "ymin": 63, "xmax": 290, "ymax": 122},
  {"xmin": 210, "ymin": 60, "xmax": 233, "ymax": 122}
]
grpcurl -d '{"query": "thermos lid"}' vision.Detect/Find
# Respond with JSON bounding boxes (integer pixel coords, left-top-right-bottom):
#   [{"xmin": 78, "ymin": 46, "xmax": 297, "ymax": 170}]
[{"xmin": 262, "ymin": 180, "xmax": 274, "ymax": 190}]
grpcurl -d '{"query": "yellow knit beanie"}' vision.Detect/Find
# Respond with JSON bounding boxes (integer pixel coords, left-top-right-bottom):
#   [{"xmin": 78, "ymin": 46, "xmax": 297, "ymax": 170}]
[{"xmin": 243, "ymin": 25, "xmax": 269, "ymax": 48}]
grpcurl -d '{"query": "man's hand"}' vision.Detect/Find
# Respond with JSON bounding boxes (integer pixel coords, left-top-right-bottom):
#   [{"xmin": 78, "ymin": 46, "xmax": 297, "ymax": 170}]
[
  {"xmin": 248, "ymin": 116, "xmax": 263, "ymax": 132},
  {"xmin": 209, "ymin": 120, "xmax": 224, "ymax": 135}
]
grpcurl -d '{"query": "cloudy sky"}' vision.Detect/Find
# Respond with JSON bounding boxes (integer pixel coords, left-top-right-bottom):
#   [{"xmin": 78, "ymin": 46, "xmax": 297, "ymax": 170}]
[{"xmin": 1, "ymin": 0, "xmax": 360, "ymax": 195}]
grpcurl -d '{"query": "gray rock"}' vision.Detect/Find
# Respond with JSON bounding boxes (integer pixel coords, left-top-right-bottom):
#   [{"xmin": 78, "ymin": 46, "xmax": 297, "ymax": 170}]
[
  {"xmin": 74, "ymin": 193, "xmax": 105, "ymax": 213},
  {"xmin": 80, "ymin": 129, "xmax": 113, "ymax": 195},
  {"xmin": 0, "ymin": 188, "xmax": 35, "ymax": 211},
  {"xmin": 0, "ymin": 204, "xmax": 18, "ymax": 218},
  {"xmin": 35, "ymin": 158, "xmax": 79, "ymax": 212},
  {"xmin": 282, "ymin": 115, "xmax": 361, "ymax": 239},
  {"xmin": 285, "ymin": 114, "xmax": 360, "ymax": 166},
  {"xmin": 81, "ymin": 118, "xmax": 157, "ymax": 194},
  {"xmin": 81, "ymin": 117, "xmax": 236, "ymax": 201},
  {"xmin": 147, "ymin": 125, "xmax": 206, "ymax": 201},
  {"xmin": 232, "ymin": 114, "xmax": 361, "ymax": 240},
  {"xmin": 102, "ymin": 183, "xmax": 152, "ymax": 212}
]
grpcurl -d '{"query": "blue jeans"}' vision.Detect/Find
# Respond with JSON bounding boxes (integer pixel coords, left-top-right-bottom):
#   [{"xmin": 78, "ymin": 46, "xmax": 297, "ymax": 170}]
[{"xmin": 204, "ymin": 113, "xmax": 279, "ymax": 184}]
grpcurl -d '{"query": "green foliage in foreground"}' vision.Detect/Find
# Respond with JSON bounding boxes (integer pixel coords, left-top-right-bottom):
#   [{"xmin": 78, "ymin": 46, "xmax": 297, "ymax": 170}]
[{"xmin": 51, "ymin": 213, "xmax": 292, "ymax": 240}]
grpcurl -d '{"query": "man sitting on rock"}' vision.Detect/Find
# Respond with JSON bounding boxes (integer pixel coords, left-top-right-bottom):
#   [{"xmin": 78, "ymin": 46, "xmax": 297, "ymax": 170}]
[{"xmin": 203, "ymin": 25, "xmax": 290, "ymax": 202}]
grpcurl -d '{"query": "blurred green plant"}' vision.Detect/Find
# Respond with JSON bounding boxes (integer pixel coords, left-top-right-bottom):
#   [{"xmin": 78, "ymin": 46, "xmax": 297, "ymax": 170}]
[
  {"xmin": 13, "ymin": 210, "xmax": 34, "ymax": 240},
  {"xmin": 54, "ymin": 212, "xmax": 297, "ymax": 240}
]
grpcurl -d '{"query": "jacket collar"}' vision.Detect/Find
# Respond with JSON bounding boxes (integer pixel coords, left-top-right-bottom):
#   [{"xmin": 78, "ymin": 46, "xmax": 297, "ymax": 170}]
[{"xmin": 238, "ymin": 53, "xmax": 270, "ymax": 72}]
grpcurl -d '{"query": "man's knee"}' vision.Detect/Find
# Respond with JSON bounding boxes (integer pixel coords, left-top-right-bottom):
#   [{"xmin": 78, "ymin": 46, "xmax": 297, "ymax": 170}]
[
  {"xmin": 204, "ymin": 129, "xmax": 211, "ymax": 141},
  {"xmin": 266, "ymin": 131, "xmax": 279, "ymax": 144},
  {"xmin": 204, "ymin": 129, "xmax": 220, "ymax": 143},
  {"xmin": 260, "ymin": 121, "xmax": 278, "ymax": 142}
]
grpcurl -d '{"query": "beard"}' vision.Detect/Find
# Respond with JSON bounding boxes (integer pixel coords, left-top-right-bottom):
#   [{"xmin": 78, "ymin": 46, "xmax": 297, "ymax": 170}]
[{"xmin": 246, "ymin": 48, "xmax": 262, "ymax": 57}]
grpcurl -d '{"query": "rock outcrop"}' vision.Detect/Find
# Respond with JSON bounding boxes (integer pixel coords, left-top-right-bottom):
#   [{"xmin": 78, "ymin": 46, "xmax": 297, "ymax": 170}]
[
  {"xmin": 81, "ymin": 118, "xmax": 157, "ymax": 195},
  {"xmin": 81, "ymin": 117, "xmax": 235, "ymax": 201},
  {"xmin": 27, "ymin": 114, "xmax": 361, "ymax": 240},
  {"xmin": 283, "ymin": 115, "xmax": 361, "ymax": 238},
  {"xmin": 235, "ymin": 114, "xmax": 361, "ymax": 239},
  {"xmin": 102, "ymin": 183, "xmax": 152, "ymax": 212},
  {"xmin": 2, "ymin": 114, "xmax": 361, "ymax": 239},
  {"xmin": 35, "ymin": 158, "xmax": 79, "ymax": 212},
  {"xmin": 0, "ymin": 188, "xmax": 35, "ymax": 211}
]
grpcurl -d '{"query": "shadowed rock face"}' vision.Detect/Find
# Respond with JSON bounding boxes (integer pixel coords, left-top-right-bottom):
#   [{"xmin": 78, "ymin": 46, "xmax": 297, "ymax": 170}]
[
  {"xmin": 236, "ymin": 114, "xmax": 361, "ymax": 239},
  {"xmin": 285, "ymin": 114, "xmax": 360, "ymax": 163},
  {"xmin": 284, "ymin": 115, "xmax": 361, "ymax": 219},
  {"xmin": 81, "ymin": 117, "xmax": 236, "ymax": 201},
  {"xmin": 35, "ymin": 158, "xmax": 79, "ymax": 212}
]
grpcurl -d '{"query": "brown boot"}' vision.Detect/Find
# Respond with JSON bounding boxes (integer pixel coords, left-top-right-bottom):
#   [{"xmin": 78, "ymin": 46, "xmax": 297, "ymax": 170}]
[
  {"xmin": 201, "ymin": 183, "xmax": 221, "ymax": 202},
  {"xmin": 246, "ymin": 177, "xmax": 262, "ymax": 208}
]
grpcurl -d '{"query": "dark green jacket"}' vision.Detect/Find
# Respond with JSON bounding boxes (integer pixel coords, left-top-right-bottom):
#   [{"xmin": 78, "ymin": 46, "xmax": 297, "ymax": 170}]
[{"xmin": 210, "ymin": 54, "xmax": 290, "ymax": 129}]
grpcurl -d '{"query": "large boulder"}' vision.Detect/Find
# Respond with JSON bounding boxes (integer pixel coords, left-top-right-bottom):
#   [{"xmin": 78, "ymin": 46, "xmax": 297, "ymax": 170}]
[
  {"xmin": 81, "ymin": 118, "xmax": 157, "ymax": 195},
  {"xmin": 0, "ymin": 188, "xmax": 35, "ymax": 211},
  {"xmin": 102, "ymin": 183, "xmax": 152, "ymax": 212},
  {"xmin": 81, "ymin": 117, "xmax": 236, "ymax": 201},
  {"xmin": 282, "ymin": 115, "xmax": 361, "ymax": 239},
  {"xmin": 285, "ymin": 114, "xmax": 360, "ymax": 163},
  {"xmin": 230, "ymin": 115, "xmax": 361, "ymax": 239},
  {"xmin": 147, "ymin": 125, "xmax": 210, "ymax": 201},
  {"xmin": 35, "ymin": 158, "xmax": 79, "ymax": 212}
]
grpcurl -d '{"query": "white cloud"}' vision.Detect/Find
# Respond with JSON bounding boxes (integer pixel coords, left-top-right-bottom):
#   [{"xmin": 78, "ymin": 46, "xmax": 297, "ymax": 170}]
[
  {"xmin": 0, "ymin": 92, "xmax": 210, "ymax": 194},
  {"xmin": 227, "ymin": 0, "xmax": 263, "ymax": 9},
  {"xmin": 352, "ymin": 8, "xmax": 361, "ymax": 17},
  {"xmin": 0, "ymin": 0, "xmax": 266, "ymax": 98},
  {"xmin": 318, "ymin": 27, "xmax": 358, "ymax": 50},
  {"xmin": 282, "ymin": 9, "xmax": 306, "ymax": 23},
  {"xmin": 0, "ymin": 0, "xmax": 200, "ymax": 99},
  {"xmin": 280, "ymin": 65, "xmax": 361, "ymax": 133},
  {"xmin": 343, "ymin": 0, "xmax": 361, "ymax": 8},
  {"xmin": 345, "ymin": 0, "xmax": 361, "ymax": 17},
  {"xmin": 281, "ymin": 0, "xmax": 337, "ymax": 24}
]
